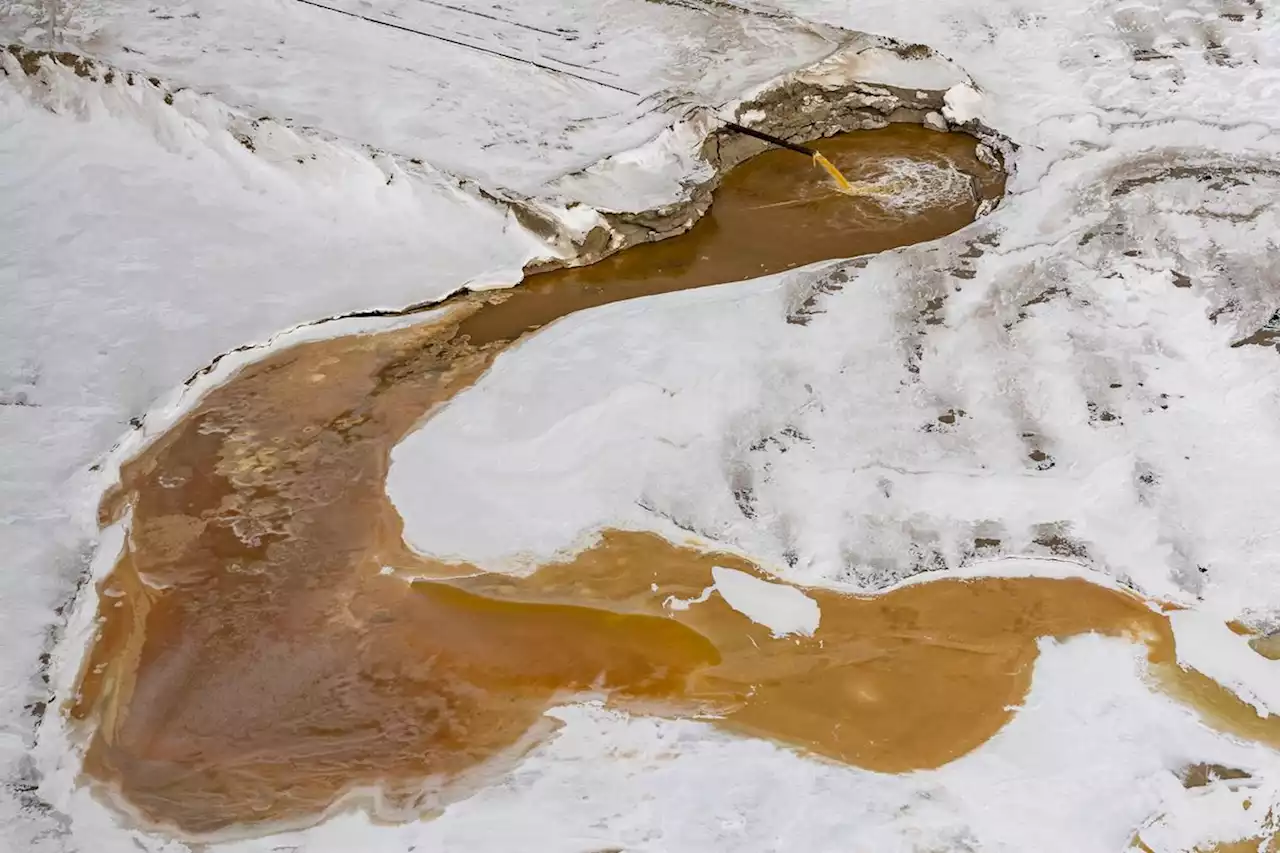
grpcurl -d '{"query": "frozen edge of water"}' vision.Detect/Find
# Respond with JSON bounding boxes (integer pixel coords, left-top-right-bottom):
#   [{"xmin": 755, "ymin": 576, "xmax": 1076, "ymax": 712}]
[{"xmin": 27, "ymin": 33, "xmax": 1007, "ymax": 849}]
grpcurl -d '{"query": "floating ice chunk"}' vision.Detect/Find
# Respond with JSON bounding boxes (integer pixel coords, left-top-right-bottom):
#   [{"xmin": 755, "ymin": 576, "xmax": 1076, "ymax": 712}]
[
  {"xmin": 664, "ymin": 584, "xmax": 716, "ymax": 612},
  {"xmin": 710, "ymin": 567, "xmax": 820, "ymax": 637}
]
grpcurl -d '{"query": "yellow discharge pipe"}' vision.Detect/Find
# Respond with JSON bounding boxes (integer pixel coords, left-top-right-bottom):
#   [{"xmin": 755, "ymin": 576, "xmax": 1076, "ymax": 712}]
[{"xmin": 718, "ymin": 120, "xmax": 891, "ymax": 196}]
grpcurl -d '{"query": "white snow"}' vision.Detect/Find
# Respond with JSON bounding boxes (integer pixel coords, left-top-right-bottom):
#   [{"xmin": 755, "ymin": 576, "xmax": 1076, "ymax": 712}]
[
  {"xmin": 548, "ymin": 110, "xmax": 720, "ymax": 213},
  {"xmin": 882, "ymin": 554, "xmax": 1144, "ymax": 594},
  {"xmin": 1134, "ymin": 781, "xmax": 1278, "ymax": 853},
  {"xmin": 708, "ymin": 566, "xmax": 821, "ymax": 636},
  {"xmin": 942, "ymin": 82, "xmax": 983, "ymax": 124},
  {"xmin": 798, "ymin": 41, "xmax": 967, "ymax": 91},
  {"xmin": 391, "ymin": 123, "xmax": 1280, "ymax": 611},
  {"xmin": 1170, "ymin": 610, "xmax": 1280, "ymax": 718},
  {"xmin": 3, "ymin": 0, "xmax": 842, "ymax": 193},
  {"xmin": 6, "ymin": 0, "xmax": 1280, "ymax": 847}
]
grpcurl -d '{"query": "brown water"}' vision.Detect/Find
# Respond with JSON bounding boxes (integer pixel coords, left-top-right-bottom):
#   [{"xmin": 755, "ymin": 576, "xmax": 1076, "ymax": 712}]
[
  {"xmin": 69, "ymin": 125, "xmax": 1280, "ymax": 839},
  {"xmin": 1132, "ymin": 837, "xmax": 1278, "ymax": 852},
  {"xmin": 1210, "ymin": 842, "xmax": 1279, "ymax": 853},
  {"xmin": 1197, "ymin": 838, "xmax": 1279, "ymax": 853}
]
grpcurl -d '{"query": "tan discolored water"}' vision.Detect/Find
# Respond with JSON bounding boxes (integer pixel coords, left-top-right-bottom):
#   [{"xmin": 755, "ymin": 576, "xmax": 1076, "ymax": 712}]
[
  {"xmin": 1179, "ymin": 764, "xmax": 1252, "ymax": 789},
  {"xmin": 1201, "ymin": 839, "xmax": 1280, "ymax": 853},
  {"xmin": 69, "ymin": 125, "xmax": 1280, "ymax": 839},
  {"xmin": 1251, "ymin": 633, "xmax": 1280, "ymax": 661},
  {"xmin": 453, "ymin": 125, "xmax": 1000, "ymax": 344}
]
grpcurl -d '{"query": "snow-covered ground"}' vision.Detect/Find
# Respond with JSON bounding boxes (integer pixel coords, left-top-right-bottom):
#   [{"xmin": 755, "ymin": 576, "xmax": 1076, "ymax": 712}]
[
  {"xmin": 4, "ymin": 0, "xmax": 1280, "ymax": 848},
  {"xmin": 392, "ymin": 124, "xmax": 1280, "ymax": 617},
  {"xmin": 8, "ymin": 0, "xmax": 843, "ymax": 191}
]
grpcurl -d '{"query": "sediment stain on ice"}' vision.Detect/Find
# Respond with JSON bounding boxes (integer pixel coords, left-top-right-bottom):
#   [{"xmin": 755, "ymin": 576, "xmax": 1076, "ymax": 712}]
[{"xmin": 69, "ymin": 126, "xmax": 1280, "ymax": 836}]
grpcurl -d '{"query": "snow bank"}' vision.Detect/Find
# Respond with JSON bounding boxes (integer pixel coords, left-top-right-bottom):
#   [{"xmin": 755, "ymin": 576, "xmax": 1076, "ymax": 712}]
[
  {"xmin": 1170, "ymin": 611, "xmax": 1280, "ymax": 718},
  {"xmin": 391, "ymin": 125, "xmax": 1280, "ymax": 614},
  {"xmin": 547, "ymin": 110, "xmax": 720, "ymax": 215},
  {"xmin": 796, "ymin": 41, "xmax": 967, "ymax": 91},
  {"xmin": 0, "ymin": 0, "xmax": 840, "ymax": 193},
  {"xmin": 541, "ymin": 33, "xmax": 986, "ymax": 233},
  {"xmin": 942, "ymin": 83, "xmax": 984, "ymax": 125},
  {"xmin": 1133, "ymin": 781, "xmax": 1280, "ymax": 853},
  {"xmin": 882, "ymin": 554, "xmax": 1140, "ymax": 594}
]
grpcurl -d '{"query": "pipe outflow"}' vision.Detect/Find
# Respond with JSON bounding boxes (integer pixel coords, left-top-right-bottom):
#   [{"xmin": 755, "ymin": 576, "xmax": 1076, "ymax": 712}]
[{"xmin": 720, "ymin": 121, "xmax": 818, "ymax": 156}]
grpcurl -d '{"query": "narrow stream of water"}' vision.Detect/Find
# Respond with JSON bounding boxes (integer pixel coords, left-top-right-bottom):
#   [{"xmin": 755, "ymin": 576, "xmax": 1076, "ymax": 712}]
[{"xmin": 68, "ymin": 125, "xmax": 1280, "ymax": 841}]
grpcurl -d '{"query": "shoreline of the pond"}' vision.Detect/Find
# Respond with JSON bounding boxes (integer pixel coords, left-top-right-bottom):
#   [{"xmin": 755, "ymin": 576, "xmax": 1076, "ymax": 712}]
[{"xmin": 56, "ymin": 124, "xmax": 1011, "ymax": 839}]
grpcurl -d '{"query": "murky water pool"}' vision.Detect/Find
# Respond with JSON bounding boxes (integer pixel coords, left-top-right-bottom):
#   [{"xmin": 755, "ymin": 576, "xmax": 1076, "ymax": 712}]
[{"xmin": 69, "ymin": 125, "xmax": 1280, "ymax": 841}]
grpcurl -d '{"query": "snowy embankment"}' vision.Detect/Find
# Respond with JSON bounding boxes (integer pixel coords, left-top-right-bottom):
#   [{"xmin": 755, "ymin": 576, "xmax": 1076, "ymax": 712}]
[
  {"xmin": 389, "ymin": 0, "xmax": 1280, "ymax": 620},
  {"xmin": 390, "ymin": 124, "xmax": 1280, "ymax": 619}
]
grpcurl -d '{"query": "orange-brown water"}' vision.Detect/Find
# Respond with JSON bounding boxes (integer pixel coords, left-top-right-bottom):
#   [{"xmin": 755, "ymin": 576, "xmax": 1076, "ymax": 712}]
[
  {"xmin": 1197, "ymin": 838, "xmax": 1279, "ymax": 853},
  {"xmin": 69, "ymin": 125, "xmax": 1280, "ymax": 839}
]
